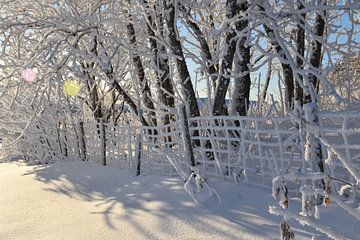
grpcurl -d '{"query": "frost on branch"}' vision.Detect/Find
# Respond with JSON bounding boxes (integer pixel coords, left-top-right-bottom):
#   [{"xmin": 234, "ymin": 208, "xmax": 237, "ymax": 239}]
[
  {"xmin": 300, "ymin": 185, "xmax": 315, "ymax": 217},
  {"xmin": 272, "ymin": 176, "xmax": 288, "ymax": 209},
  {"xmin": 184, "ymin": 169, "xmax": 221, "ymax": 204},
  {"xmin": 289, "ymin": 101, "xmax": 303, "ymax": 127},
  {"xmin": 280, "ymin": 220, "xmax": 295, "ymax": 240},
  {"xmin": 339, "ymin": 185, "xmax": 352, "ymax": 198}
]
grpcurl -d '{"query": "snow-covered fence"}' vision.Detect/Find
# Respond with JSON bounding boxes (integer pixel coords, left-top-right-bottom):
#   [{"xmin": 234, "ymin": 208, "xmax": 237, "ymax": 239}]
[
  {"xmin": 58, "ymin": 117, "xmax": 182, "ymax": 176},
  {"xmin": 188, "ymin": 115, "xmax": 302, "ymax": 188},
  {"xmin": 23, "ymin": 110, "xmax": 360, "ymax": 192},
  {"xmin": 16, "ymin": 109, "xmax": 360, "ymax": 239},
  {"xmin": 318, "ymin": 112, "xmax": 360, "ymax": 189},
  {"xmin": 63, "ymin": 114, "xmax": 303, "ymax": 187},
  {"xmin": 137, "ymin": 121, "xmax": 183, "ymax": 175},
  {"xmin": 62, "ymin": 119, "xmax": 141, "ymax": 168},
  {"xmin": 269, "ymin": 111, "xmax": 360, "ymax": 240}
]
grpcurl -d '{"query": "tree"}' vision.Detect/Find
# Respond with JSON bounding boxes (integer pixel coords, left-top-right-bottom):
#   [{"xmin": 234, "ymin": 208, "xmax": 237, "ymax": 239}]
[
  {"xmin": 144, "ymin": 1, "xmax": 175, "ymax": 126},
  {"xmin": 294, "ymin": 1, "xmax": 306, "ymax": 106},
  {"xmin": 303, "ymin": 0, "xmax": 327, "ymax": 176},
  {"xmin": 125, "ymin": 1, "xmax": 157, "ymax": 126},
  {"xmin": 163, "ymin": 0, "xmax": 200, "ymax": 118},
  {"xmin": 213, "ymin": 0, "xmax": 239, "ymax": 116},
  {"xmin": 231, "ymin": 1, "xmax": 251, "ymax": 116},
  {"xmin": 321, "ymin": 55, "xmax": 360, "ymax": 110},
  {"xmin": 259, "ymin": 3, "xmax": 295, "ymax": 112}
]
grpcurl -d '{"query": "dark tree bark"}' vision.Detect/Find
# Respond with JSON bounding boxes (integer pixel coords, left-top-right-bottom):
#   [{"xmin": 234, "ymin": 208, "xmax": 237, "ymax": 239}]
[
  {"xmin": 163, "ymin": 0, "xmax": 200, "ymax": 118},
  {"xmin": 295, "ymin": 2, "xmax": 306, "ymax": 106},
  {"xmin": 262, "ymin": 60, "xmax": 272, "ymax": 104},
  {"xmin": 209, "ymin": 12, "xmax": 220, "ymax": 92},
  {"xmin": 232, "ymin": 1, "xmax": 251, "ymax": 116},
  {"xmin": 179, "ymin": 5, "xmax": 218, "ymax": 93},
  {"xmin": 125, "ymin": 5, "xmax": 157, "ymax": 126},
  {"xmin": 264, "ymin": 26, "xmax": 294, "ymax": 111},
  {"xmin": 79, "ymin": 121, "xmax": 86, "ymax": 161},
  {"xmin": 93, "ymin": 36, "xmax": 150, "ymax": 127},
  {"xmin": 259, "ymin": 5, "xmax": 294, "ymax": 112},
  {"xmin": 304, "ymin": 4, "xmax": 326, "ymax": 105},
  {"xmin": 177, "ymin": 3, "xmax": 215, "ymax": 155},
  {"xmin": 213, "ymin": 0, "xmax": 239, "ymax": 116},
  {"xmin": 145, "ymin": 1, "xmax": 175, "ymax": 126},
  {"xmin": 80, "ymin": 35, "xmax": 103, "ymax": 120},
  {"xmin": 304, "ymin": 1, "xmax": 327, "ymax": 179},
  {"xmin": 111, "ymin": 80, "xmax": 150, "ymax": 127}
]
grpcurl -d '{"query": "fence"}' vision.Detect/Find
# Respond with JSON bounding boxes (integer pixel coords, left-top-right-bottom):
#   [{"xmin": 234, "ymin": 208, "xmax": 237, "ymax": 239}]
[
  {"xmin": 49, "ymin": 110, "xmax": 360, "ymax": 191},
  {"xmin": 60, "ymin": 117, "xmax": 182, "ymax": 176},
  {"xmin": 318, "ymin": 112, "xmax": 360, "ymax": 192},
  {"xmin": 189, "ymin": 115, "xmax": 300, "ymax": 188},
  {"xmin": 18, "ymin": 108, "xmax": 359, "ymax": 240}
]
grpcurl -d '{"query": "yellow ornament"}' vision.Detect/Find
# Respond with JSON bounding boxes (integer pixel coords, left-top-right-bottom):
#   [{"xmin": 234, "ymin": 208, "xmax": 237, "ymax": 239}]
[{"xmin": 63, "ymin": 80, "xmax": 81, "ymax": 97}]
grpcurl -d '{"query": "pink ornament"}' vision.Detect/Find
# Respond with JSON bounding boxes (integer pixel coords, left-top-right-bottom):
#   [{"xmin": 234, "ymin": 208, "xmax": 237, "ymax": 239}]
[{"xmin": 21, "ymin": 69, "xmax": 37, "ymax": 82}]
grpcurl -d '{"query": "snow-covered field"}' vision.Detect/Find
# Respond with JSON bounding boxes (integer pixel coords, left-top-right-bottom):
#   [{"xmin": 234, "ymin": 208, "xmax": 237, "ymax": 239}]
[{"xmin": 0, "ymin": 162, "xmax": 358, "ymax": 240}]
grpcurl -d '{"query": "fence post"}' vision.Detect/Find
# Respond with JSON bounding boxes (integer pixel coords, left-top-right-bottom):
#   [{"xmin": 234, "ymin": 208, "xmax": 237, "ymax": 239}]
[
  {"xmin": 98, "ymin": 118, "xmax": 106, "ymax": 166},
  {"xmin": 178, "ymin": 104, "xmax": 196, "ymax": 167},
  {"xmin": 63, "ymin": 120, "xmax": 68, "ymax": 158},
  {"xmin": 127, "ymin": 125, "xmax": 132, "ymax": 165},
  {"xmin": 79, "ymin": 120, "xmax": 87, "ymax": 161},
  {"xmin": 135, "ymin": 134, "xmax": 142, "ymax": 176}
]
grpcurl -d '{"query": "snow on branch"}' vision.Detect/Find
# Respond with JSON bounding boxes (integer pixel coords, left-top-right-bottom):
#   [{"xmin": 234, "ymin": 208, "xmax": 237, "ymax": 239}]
[
  {"xmin": 269, "ymin": 206, "xmax": 351, "ymax": 240},
  {"xmin": 320, "ymin": 138, "xmax": 360, "ymax": 186}
]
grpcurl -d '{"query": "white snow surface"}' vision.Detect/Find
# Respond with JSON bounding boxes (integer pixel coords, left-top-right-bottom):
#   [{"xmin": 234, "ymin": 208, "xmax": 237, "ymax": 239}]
[{"xmin": 0, "ymin": 162, "xmax": 358, "ymax": 240}]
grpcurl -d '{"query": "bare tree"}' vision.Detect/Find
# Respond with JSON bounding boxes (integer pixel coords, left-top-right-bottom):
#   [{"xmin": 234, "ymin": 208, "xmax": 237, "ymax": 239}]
[
  {"xmin": 163, "ymin": 0, "xmax": 200, "ymax": 118},
  {"xmin": 304, "ymin": 0, "xmax": 327, "ymax": 176},
  {"xmin": 213, "ymin": 0, "xmax": 239, "ymax": 116},
  {"xmin": 294, "ymin": 1, "xmax": 306, "ymax": 106},
  {"xmin": 232, "ymin": 1, "xmax": 251, "ymax": 116},
  {"xmin": 125, "ymin": 2, "xmax": 157, "ymax": 126},
  {"xmin": 144, "ymin": 1, "xmax": 175, "ymax": 126}
]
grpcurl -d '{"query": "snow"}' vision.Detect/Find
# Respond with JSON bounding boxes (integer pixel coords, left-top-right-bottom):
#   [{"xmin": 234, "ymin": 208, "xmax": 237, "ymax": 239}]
[{"xmin": 1, "ymin": 161, "xmax": 359, "ymax": 240}]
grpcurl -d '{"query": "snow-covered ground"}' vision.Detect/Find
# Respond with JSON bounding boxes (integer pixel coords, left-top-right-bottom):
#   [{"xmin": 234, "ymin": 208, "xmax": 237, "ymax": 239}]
[{"xmin": 0, "ymin": 162, "xmax": 358, "ymax": 240}]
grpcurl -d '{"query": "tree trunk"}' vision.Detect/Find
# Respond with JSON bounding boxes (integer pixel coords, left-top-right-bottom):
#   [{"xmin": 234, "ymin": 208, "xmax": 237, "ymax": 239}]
[
  {"xmin": 209, "ymin": 11, "xmax": 219, "ymax": 92},
  {"xmin": 213, "ymin": 0, "xmax": 239, "ymax": 116},
  {"xmin": 98, "ymin": 118, "xmax": 106, "ymax": 166},
  {"xmin": 304, "ymin": 1, "xmax": 327, "ymax": 184},
  {"xmin": 304, "ymin": 3, "xmax": 326, "ymax": 105},
  {"xmin": 91, "ymin": 35, "xmax": 150, "ymax": 127},
  {"xmin": 262, "ymin": 60, "xmax": 272, "ymax": 104},
  {"xmin": 232, "ymin": 1, "xmax": 251, "ymax": 116},
  {"xmin": 163, "ymin": 0, "xmax": 200, "ymax": 118},
  {"xmin": 179, "ymin": 105, "xmax": 196, "ymax": 167},
  {"xmin": 81, "ymin": 35, "xmax": 103, "ymax": 120},
  {"xmin": 79, "ymin": 120, "xmax": 87, "ymax": 161},
  {"xmin": 260, "ymin": 5, "xmax": 294, "ymax": 112},
  {"xmin": 295, "ymin": 2, "xmax": 306, "ymax": 106},
  {"xmin": 126, "ymin": 8, "xmax": 157, "ymax": 126},
  {"xmin": 111, "ymin": 80, "xmax": 150, "ymax": 127},
  {"xmin": 264, "ymin": 25, "xmax": 294, "ymax": 111},
  {"xmin": 180, "ymin": 5, "xmax": 218, "ymax": 94},
  {"xmin": 145, "ymin": 1, "xmax": 175, "ymax": 126}
]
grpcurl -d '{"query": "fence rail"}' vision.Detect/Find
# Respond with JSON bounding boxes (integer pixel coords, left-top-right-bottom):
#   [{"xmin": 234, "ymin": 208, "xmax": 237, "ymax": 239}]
[{"xmin": 27, "ymin": 110, "xmax": 360, "ymax": 190}]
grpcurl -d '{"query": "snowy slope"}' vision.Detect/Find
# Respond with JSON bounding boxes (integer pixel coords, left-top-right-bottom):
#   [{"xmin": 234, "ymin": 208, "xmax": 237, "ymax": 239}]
[{"xmin": 0, "ymin": 162, "xmax": 358, "ymax": 240}]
